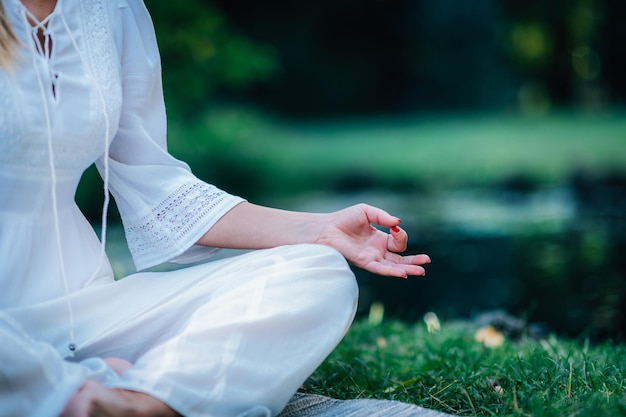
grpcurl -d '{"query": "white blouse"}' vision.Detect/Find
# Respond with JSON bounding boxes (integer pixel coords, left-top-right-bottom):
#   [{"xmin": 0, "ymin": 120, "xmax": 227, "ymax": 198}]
[
  {"xmin": 0, "ymin": 3, "xmax": 363, "ymax": 416},
  {"xmin": 0, "ymin": 0, "xmax": 245, "ymax": 308}
]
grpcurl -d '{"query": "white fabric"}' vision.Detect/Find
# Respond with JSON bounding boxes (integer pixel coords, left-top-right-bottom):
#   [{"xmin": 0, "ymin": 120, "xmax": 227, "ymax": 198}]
[
  {"xmin": 4, "ymin": 245, "xmax": 358, "ymax": 417},
  {"xmin": 1, "ymin": 0, "xmax": 247, "ymax": 307},
  {"xmin": 0, "ymin": 0, "xmax": 359, "ymax": 415}
]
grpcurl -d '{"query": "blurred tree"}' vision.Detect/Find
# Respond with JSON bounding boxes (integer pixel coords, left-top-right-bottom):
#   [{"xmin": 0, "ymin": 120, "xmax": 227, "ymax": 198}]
[
  {"xmin": 207, "ymin": 0, "xmax": 620, "ymax": 116},
  {"xmin": 145, "ymin": 0, "xmax": 279, "ymax": 117},
  {"xmin": 137, "ymin": 0, "xmax": 623, "ymax": 117},
  {"xmin": 600, "ymin": 0, "xmax": 626, "ymax": 106},
  {"xmin": 502, "ymin": 0, "xmax": 608, "ymax": 113},
  {"xmin": 406, "ymin": 0, "xmax": 516, "ymax": 111}
]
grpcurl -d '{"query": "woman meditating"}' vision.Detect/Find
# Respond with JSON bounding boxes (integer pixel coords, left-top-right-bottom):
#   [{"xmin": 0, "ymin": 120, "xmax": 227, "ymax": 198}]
[{"xmin": 0, "ymin": 0, "xmax": 441, "ymax": 416}]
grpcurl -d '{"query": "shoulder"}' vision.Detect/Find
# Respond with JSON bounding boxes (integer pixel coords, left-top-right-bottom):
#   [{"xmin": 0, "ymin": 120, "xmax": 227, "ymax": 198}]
[
  {"xmin": 106, "ymin": 0, "xmax": 160, "ymax": 70},
  {"xmin": 107, "ymin": 0, "xmax": 155, "ymax": 38}
]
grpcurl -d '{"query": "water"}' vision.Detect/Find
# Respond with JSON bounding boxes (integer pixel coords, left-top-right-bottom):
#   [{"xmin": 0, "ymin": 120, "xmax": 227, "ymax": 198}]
[{"xmin": 104, "ymin": 186, "xmax": 626, "ymax": 338}]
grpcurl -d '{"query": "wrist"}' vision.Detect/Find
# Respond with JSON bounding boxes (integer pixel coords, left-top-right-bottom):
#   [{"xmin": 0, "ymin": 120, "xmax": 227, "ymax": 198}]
[{"xmin": 310, "ymin": 212, "xmax": 337, "ymax": 247}]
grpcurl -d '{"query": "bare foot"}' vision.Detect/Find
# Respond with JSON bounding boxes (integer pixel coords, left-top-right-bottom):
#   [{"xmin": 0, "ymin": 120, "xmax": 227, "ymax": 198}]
[{"xmin": 61, "ymin": 358, "xmax": 180, "ymax": 417}]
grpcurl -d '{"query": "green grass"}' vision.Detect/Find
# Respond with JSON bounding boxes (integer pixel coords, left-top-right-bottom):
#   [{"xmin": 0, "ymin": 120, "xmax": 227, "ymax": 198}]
[
  {"xmin": 79, "ymin": 108, "xmax": 626, "ymax": 218},
  {"xmin": 169, "ymin": 108, "xmax": 626, "ymax": 196},
  {"xmin": 259, "ymin": 113, "xmax": 626, "ymax": 186},
  {"xmin": 304, "ymin": 318, "xmax": 626, "ymax": 416}
]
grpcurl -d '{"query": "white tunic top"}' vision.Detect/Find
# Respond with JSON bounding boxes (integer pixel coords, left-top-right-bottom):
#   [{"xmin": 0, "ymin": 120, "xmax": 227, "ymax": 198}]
[
  {"xmin": 0, "ymin": 0, "xmax": 245, "ymax": 308},
  {"xmin": 0, "ymin": 1, "xmax": 361, "ymax": 416}
]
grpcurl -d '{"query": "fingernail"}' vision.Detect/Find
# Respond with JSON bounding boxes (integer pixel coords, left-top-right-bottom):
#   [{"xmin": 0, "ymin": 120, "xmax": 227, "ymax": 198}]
[{"xmin": 391, "ymin": 226, "xmax": 400, "ymax": 233}]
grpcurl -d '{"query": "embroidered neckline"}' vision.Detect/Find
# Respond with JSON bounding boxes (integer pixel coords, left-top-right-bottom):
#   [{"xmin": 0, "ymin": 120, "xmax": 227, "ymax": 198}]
[
  {"xmin": 15, "ymin": 0, "xmax": 62, "ymax": 59},
  {"xmin": 16, "ymin": 0, "xmax": 61, "ymax": 25}
]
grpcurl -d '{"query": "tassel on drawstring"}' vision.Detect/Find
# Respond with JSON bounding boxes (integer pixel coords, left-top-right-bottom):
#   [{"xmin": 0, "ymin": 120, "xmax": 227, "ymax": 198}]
[
  {"xmin": 20, "ymin": 5, "xmax": 78, "ymax": 356},
  {"xmin": 19, "ymin": 2, "xmax": 112, "ymax": 356}
]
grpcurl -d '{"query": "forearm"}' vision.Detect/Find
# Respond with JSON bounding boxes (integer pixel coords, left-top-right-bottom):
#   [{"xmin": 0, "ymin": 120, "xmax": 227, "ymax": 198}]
[
  {"xmin": 197, "ymin": 201, "xmax": 429, "ymax": 278},
  {"xmin": 196, "ymin": 201, "xmax": 330, "ymax": 249}
]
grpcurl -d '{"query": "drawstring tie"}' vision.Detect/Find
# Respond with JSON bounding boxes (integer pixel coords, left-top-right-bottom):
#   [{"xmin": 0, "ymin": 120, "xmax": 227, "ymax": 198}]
[{"xmin": 19, "ymin": 2, "xmax": 112, "ymax": 357}]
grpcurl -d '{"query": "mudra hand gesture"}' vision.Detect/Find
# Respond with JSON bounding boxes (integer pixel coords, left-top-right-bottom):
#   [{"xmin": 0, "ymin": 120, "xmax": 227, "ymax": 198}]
[
  {"xmin": 316, "ymin": 203, "xmax": 430, "ymax": 278},
  {"xmin": 199, "ymin": 201, "xmax": 431, "ymax": 279}
]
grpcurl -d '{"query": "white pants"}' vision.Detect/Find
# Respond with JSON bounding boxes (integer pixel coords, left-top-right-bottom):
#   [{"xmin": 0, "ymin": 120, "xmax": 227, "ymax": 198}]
[{"xmin": 1, "ymin": 244, "xmax": 359, "ymax": 417}]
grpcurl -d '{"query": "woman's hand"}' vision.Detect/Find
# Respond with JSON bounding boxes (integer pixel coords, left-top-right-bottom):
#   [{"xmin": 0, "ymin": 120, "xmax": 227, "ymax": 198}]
[
  {"xmin": 316, "ymin": 204, "xmax": 430, "ymax": 278},
  {"xmin": 199, "ymin": 202, "xmax": 430, "ymax": 278}
]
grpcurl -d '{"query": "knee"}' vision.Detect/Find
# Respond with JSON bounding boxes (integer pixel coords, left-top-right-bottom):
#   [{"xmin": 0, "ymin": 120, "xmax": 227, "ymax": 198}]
[
  {"xmin": 293, "ymin": 243, "xmax": 359, "ymax": 320},
  {"xmin": 262, "ymin": 243, "xmax": 358, "ymax": 321},
  {"xmin": 298, "ymin": 242, "xmax": 356, "ymax": 282},
  {"xmin": 318, "ymin": 244, "xmax": 358, "ymax": 302}
]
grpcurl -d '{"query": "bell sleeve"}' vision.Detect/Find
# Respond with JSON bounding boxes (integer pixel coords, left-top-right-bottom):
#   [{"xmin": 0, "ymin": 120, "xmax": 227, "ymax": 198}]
[{"xmin": 98, "ymin": 0, "xmax": 245, "ymax": 271}]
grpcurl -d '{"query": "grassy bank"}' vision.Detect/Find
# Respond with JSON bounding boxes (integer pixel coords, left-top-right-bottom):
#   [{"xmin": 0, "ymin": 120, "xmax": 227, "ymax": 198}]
[
  {"xmin": 168, "ymin": 108, "xmax": 626, "ymax": 199},
  {"xmin": 77, "ymin": 108, "xmax": 626, "ymax": 219},
  {"xmin": 305, "ymin": 318, "xmax": 626, "ymax": 416}
]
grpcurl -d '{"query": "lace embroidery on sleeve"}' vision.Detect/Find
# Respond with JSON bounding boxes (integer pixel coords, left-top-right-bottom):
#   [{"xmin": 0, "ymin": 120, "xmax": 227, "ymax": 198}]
[{"xmin": 124, "ymin": 181, "xmax": 231, "ymax": 268}]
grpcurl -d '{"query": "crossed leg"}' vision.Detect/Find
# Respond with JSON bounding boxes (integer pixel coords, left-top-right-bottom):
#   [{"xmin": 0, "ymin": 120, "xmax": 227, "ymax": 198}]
[{"xmin": 16, "ymin": 245, "xmax": 358, "ymax": 417}]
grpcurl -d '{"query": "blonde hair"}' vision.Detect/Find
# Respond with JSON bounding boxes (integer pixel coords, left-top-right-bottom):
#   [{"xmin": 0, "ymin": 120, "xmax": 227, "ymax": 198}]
[{"xmin": 0, "ymin": 1, "xmax": 18, "ymax": 70}]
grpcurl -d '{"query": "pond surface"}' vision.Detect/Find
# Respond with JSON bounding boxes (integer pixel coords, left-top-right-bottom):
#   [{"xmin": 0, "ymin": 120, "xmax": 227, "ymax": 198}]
[{"xmin": 104, "ymin": 186, "xmax": 626, "ymax": 339}]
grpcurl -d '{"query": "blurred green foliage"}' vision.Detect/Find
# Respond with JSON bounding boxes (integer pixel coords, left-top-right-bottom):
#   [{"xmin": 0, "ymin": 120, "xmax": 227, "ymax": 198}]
[
  {"xmin": 211, "ymin": 0, "xmax": 622, "ymax": 116},
  {"xmin": 77, "ymin": 109, "xmax": 626, "ymax": 220},
  {"xmin": 145, "ymin": 0, "xmax": 278, "ymax": 117},
  {"xmin": 168, "ymin": 111, "xmax": 626, "ymax": 201},
  {"xmin": 166, "ymin": 108, "xmax": 272, "ymax": 198}
]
